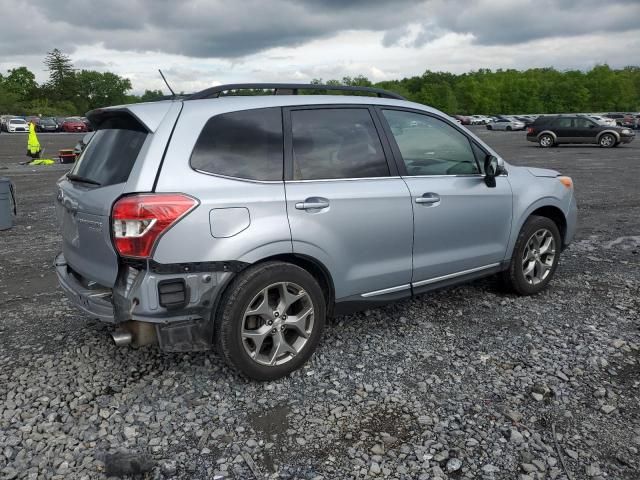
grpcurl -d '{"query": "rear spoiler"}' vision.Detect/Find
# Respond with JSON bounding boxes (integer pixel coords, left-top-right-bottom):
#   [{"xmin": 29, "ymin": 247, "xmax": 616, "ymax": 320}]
[{"xmin": 87, "ymin": 101, "xmax": 175, "ymax": 133}]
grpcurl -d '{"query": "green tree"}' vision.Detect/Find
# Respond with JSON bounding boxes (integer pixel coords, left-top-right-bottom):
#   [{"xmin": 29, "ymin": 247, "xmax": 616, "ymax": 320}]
[
  {"xmin": 44, "ymin": 49, "xmax": 74, "ymax": 89},
  {"xmin": 75, "ymin": 70, "xmax": 133, "ymax": 110},
  {"xmin": 3, "ymin": 67, "xmax": 38, "ymax": 99}
]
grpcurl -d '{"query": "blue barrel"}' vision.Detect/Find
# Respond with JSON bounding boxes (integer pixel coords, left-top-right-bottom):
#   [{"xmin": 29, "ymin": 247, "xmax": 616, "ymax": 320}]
[{"xmin": 0, "ymin": 177, "xmax": 16, "ymax": 230}]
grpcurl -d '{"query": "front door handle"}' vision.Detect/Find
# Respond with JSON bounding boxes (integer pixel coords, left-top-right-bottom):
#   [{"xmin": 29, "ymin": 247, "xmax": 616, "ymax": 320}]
[
  {"xmin": 415, "ymin": 193, "xmax": 440, "ymax": 205},
  {"xmin": 295, "ymin": 198, "xmax": 330, "ymax": 210}
]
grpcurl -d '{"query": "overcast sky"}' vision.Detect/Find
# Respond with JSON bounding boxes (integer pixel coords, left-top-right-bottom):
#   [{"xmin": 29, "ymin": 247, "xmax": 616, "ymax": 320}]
[{"xmin": 1, "ymin": 0, "xmax": 639, "ymax": 94}]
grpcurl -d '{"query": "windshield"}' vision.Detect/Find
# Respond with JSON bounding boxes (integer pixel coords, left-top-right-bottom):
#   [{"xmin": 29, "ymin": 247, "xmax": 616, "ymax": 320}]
[{"xmin": 10, "ymin": 119, "xmax": 26, "ymax": 124}]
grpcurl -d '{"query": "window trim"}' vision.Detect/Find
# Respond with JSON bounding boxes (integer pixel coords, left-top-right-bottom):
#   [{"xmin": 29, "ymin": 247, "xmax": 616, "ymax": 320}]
[
  {"xmin": 374, "ymin": 106, "xmax": 484, "ymax": 178},
  {"xmin": 282, "ymin": 104, "xmax": 398, "ymax": 182},
  {"xmin": 188, "ymin": 106, "xmax": 285, "ymax": 182}
]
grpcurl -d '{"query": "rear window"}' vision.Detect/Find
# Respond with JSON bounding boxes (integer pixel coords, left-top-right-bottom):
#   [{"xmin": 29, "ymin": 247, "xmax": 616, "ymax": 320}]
[
  {"xmin": 190, "ymin": 107, "xmax": 283, "ymax": 181},
  {"xmin": 70, "ymin": 116, "xmax": 147, "ymax": 187}
]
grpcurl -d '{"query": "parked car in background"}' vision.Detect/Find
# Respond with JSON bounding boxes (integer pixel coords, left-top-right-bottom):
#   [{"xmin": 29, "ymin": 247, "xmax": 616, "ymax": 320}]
[
  {"xmin": 73, "ymin": 131, "xmax": 95, "ymax": 156},
  {"xmin": 527, "ymin": 115, "xmax": 634, "ymax": 147},
  {"xmin": 7, "ymin": 118, "xmax": 29, "ymax": 133},
  {"xmin": 0, "ymin": 115, "xmax": 11, "ymax": 131},
  {"xmin": 453, "ymin": 114, "xmax": 471, "ymax": 125},
  {"xmin": 61, "ymin": 117, "xmax": 88, "ymax": 132},
  {"xmin": 469, "ymin": 115, "xmax": 491, "ymax": 125},
  {"xmin": 486, "ymin": 118, "xmax": 526, "ymax": 131},
  {"xmin": 80, "ymin": 117, "xmax": 94, "ymax": 131},
  {"xmin": 54, "ymin": 82, "xmax": 577, "ymax": 380},
  {"xmin": 37, "ymin": 117, "xmax": 60, "ymax": 132},
  {"xmin": 590, "ymin": 115, "xmax": 617, "ymax": 127},
  {"xmin": 604, "ymin": 113, "xmax": 634, "ymax": 127},
  {"xmin": 514, "ymin": 116, "xmax": 536, "ymax": 127}
]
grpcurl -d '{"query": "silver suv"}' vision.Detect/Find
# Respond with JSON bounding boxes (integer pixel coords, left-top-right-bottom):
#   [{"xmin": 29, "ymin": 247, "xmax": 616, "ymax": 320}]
[{"xmin": 55, "ymin": 83, "xmax": 577, "ymax": 380}]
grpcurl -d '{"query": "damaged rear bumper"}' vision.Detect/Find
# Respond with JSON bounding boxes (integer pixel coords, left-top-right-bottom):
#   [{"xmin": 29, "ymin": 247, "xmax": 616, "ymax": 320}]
[
  {"xmin": 54, "ymin": 252, "xmax": 240, "ymax": 351},
  {"xmin": 55, "ymin": 253, "xmax": 116, "ymax": 323}
]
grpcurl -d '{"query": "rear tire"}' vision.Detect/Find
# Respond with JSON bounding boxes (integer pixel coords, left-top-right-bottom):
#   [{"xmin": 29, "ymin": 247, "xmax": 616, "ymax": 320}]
[
  {"xmin": 506, "ymin": 126, "xmax": 512, "ymax": 131},
  {"xmin": 599, "ymin": 133, "xmax": 616, "ymax": 147},
  {"xmin": 539, "ymin": 134, "xmax": 554, "ymax": 148},
  {"xmin": 487, "ymin": 125, "xmax": 493, "ymax": 130},
  {"xmin": 214, "ymin": 261, "xmax": 326, "ymax": 381},
  {"xmin": 501, "ymin": 216, "xmax": 561, "ymax": 296}
]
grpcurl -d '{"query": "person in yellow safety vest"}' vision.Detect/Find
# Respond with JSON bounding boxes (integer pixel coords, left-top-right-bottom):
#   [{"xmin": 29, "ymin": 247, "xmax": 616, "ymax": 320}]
[{"xmin": 27, "ymin": 122, "xmax": 41, "ymax": 159}]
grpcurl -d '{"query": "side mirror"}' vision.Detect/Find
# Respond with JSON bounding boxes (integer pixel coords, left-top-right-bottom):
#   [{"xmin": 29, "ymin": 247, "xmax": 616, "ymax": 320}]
[{"xmin": 484, "ymin": 155, "xmax": 504, "ymax": 187}]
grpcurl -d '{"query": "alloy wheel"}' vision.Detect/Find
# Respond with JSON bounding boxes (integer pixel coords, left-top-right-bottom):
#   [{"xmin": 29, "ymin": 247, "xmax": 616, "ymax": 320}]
[
  {"xmin": 600, "ymin": 134, "xmax": 614, "ymax": 147},
  {"xmin": 522, "ymin": 228, "xmax": 556, "ymax": 285},
  {"xmin": 539, "ymin": 135, "xmax": 553, "ymax": 147},
  {"xmin": 241, "ymin": 282, "xmax": 314, "ymax": 366}
]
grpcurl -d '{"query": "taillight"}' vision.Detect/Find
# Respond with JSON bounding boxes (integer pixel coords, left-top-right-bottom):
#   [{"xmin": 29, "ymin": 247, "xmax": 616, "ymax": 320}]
[
  {"xmin": 111, "ymin": 193, "xmax": 198, "ymax": 258},
  {"xmin": 526, "ymin": 127, "xmax": 534, "ymax": 134}
]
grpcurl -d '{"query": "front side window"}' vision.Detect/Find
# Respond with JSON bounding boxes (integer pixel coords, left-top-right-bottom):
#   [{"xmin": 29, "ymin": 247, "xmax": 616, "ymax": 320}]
[
  {"xmin": 574, "ymin": 118, "xmax": 596, "ymax": 128},
  {"xmin": 382, "ymin": 109, "xmax": 480, "ymax": 176},
  {"xmin": 290, "ymin": 108, "xmax": 389, "ymax": 180},
  {"xmin": 190, "ymin": 107, "xmax": 283, "ymax": 181}
]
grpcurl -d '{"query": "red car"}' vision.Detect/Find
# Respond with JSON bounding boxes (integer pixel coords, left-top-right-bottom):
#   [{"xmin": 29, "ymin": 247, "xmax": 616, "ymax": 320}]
[{"xmin": 61, "ymin": 118, "xmax": 88, "ymax": 133}]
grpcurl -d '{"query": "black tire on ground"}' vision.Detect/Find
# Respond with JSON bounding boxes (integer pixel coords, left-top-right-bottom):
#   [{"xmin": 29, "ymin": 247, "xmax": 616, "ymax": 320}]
[
  {"xmin": 214, "ymin": 261, "xmax": 326, "ymax": 381},
  {"xmin": 539, "ymin": 134, "xmax": 554, "ymax": 148},
  {"xmin": 501, "ymin": 215, "xmax": 561, "ymax": 296},
  {"xmin": 487, "ymin": 125, "xmax": 492, "ymax": 130},
  {"xmin": 599, "ymin": 133, "xmax": 616, "ymax": 148},
  {"xmin": 506, "ymin": 126, "xmax": 512, "ymax": 131}
]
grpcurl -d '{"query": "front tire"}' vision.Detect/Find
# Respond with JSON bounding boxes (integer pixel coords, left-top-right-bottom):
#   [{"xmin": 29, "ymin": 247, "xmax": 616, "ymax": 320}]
[
  {"xmin": 215, "ymin": 261, "xmax": 326, "ymax": 381},
  {"xmin": 487, "ymin": 125, "xmax": 493, "ymax": 130},
  {"xmin": 599, "ymin": 133, "xmax": 616, "ymax": 147},
  {"xmin": 502, "ymin": 216, "xmax": 561, "ymax": 295}
]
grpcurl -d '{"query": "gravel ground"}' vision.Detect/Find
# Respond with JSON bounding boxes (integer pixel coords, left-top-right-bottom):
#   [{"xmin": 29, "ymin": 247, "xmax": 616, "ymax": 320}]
[{"xmin": 0, "ymin": 128, "xmax": 639, "ymax": 480}]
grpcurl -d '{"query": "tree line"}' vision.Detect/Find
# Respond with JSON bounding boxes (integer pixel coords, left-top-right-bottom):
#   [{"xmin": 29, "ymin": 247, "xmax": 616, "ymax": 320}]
[
  {"xmin": 0, "ymin": 49, "xmax": 164, "ymax": 116},
  {"xmin": 1, "ymin": 49, "xmax": 638, "ymax": 116},
  {"xmin": 327, "ymin": 66, "xmax": 640, "ymax": 114}
]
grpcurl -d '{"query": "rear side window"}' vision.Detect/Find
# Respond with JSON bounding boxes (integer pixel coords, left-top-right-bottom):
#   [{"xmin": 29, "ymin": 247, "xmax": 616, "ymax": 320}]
[
  {"xmin": 290, "ymin": 108, "xmax": 388, "ymax": 180},
  {"xmin": 190, "ymin": 107, "xmax": 283, "ymax": 181},
  {"xmin": 70, "ymin": 116, "xmax": 147, "ymax": 187},
  {"xmin": 552, "ymin": 118, "xmax": 573, "ymax": 128}
]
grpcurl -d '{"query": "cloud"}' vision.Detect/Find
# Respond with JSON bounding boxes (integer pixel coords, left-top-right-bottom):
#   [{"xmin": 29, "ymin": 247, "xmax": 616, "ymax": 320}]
[
  {"xmin": 0, "ymin": 0, "xmax": 426, "ymax": 59},
  {"xmin": 423, "ymin": 0, "xmax": 640, "ymax": 46},
  {"xmin": 0, "ymin": 0, "xmax": 638, "ymax": 60},
  {"xmin": 0, "ymin": 0, "xmax": 638, "ymax": 95}
]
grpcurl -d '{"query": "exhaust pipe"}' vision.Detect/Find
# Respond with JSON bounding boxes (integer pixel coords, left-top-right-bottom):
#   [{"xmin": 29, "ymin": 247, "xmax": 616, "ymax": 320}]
[{"xmin": 111, "ymin": 330, "xmax": 133, "ymax": 347}]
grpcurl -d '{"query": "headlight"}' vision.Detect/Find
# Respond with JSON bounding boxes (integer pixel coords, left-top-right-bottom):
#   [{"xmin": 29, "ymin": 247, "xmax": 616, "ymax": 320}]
[{"xmin": 621, "ymin": 129, "xmax": 631, "ymax": 134}]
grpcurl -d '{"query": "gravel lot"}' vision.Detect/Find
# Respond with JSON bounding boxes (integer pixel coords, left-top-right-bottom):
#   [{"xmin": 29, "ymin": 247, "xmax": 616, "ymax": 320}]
[{"xmin": 0, "ymin": 128, "xmax": 639, "ymax": 480}]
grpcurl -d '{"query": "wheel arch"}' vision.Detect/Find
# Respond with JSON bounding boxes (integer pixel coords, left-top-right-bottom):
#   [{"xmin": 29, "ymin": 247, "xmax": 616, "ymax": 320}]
[
  {"xmin": 212, "ymin": 252, "xmax": 336, "ymax": 323},
  {"xmin": 596, "ymin": 130, "xmax": 621, "ymax": 142},
  {"xmin": 265, "ymin": 253, "xmax": 336, "ymax": 316},
  {"xmin": 529, "ymin": 205, "xmax": 567, "ymax": 246},
  {"xmin": 537, "ymin": 130, "xmax": 557, "ymax": 141},
  {"xmin": 508, "ymin": 197, "xmax": 570, "ymax": 260}
]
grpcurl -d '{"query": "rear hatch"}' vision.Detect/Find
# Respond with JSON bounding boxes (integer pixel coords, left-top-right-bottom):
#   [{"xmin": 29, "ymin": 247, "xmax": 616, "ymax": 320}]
[{"xmin": 55, "ymin": 112, "xmax": 152, "ymax": 287}]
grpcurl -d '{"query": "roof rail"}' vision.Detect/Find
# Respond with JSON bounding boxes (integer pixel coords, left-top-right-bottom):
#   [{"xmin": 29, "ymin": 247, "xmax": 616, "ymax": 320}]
[{"xmin": 185, "ymin": 83, "xmax": 406, "ymax": 101}]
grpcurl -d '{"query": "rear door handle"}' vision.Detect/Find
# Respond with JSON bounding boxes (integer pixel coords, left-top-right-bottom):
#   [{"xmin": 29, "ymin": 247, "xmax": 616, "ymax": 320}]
[
  {"xmin": 415, "ymin": 193, "xmax": 441, "ymax": 204},
  {"xmin": 295, "ymin": 198, "xmax": 330, "ymax": 210}
]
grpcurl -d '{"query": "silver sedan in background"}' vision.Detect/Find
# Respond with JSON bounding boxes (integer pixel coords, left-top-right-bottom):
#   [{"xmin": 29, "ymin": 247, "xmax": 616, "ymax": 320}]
[{"xmin": 487, "ymin": 118, "xmax": 526, "ymax": 131}]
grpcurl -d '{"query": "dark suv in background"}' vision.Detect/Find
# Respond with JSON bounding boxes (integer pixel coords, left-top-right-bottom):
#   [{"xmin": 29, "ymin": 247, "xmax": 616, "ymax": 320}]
[{"xmin": 527, "ymin": 115, "xmax": 635, "ymax": 147}]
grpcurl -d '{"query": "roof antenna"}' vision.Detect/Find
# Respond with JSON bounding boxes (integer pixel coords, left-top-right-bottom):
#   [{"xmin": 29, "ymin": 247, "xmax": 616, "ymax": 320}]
[{"xmin": 158, "ymin": 69, "xmax": 176, "ymax": 97}]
